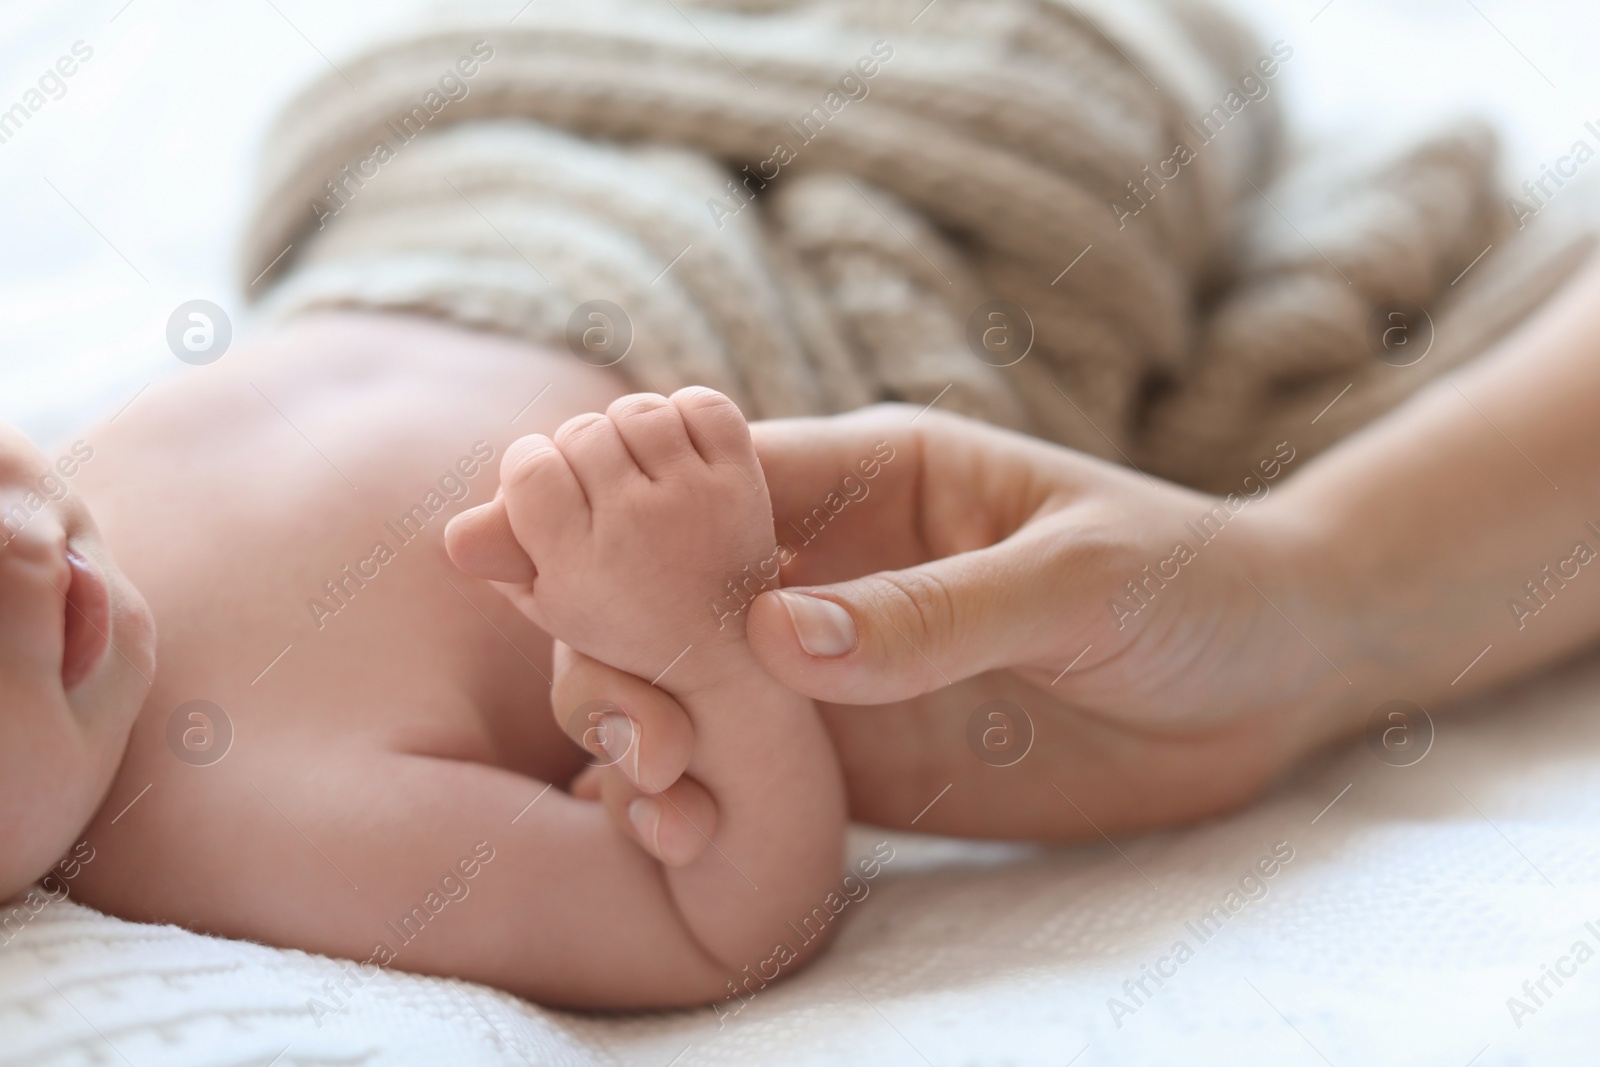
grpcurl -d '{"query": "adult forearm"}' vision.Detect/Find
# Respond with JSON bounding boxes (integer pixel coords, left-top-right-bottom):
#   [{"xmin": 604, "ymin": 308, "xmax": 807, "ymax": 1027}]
[{"xmin": 1276, "ymin": 255, "xmax": 1600, "ymax": 729}]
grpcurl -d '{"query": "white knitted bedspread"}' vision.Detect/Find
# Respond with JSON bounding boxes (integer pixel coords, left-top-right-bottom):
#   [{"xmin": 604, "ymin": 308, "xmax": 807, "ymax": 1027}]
[{"xmin": 6, "ymin": 647, "xmax": 1600, "ymax": 1065}]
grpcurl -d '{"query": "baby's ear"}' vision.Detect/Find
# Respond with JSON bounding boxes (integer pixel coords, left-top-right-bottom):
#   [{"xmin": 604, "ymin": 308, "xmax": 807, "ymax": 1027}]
[{"xmin": 444, "ymin": 495, "xmax": 535, "ymax": 582}]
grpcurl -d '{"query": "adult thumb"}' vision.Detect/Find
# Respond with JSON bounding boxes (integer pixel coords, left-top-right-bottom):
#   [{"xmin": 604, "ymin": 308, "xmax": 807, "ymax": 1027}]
[{"xmin": 746, "ymin": 541, "xmax": 1067, "ymax": 705}]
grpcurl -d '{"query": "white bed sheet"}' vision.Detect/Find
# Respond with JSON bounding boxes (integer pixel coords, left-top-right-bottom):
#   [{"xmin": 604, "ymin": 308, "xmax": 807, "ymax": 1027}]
[
  {"xmin": 5, "ymin": 1, "xmax": 1600, "ymax": 1063},
  {"xmin": 8, "ymin": 650, "xmax": 1600, "ymax": 1065}
]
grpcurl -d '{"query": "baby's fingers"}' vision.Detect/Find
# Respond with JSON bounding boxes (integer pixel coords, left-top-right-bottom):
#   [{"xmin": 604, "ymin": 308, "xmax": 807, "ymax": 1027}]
[
  {"xmin": 552, "ymin": 642, "xmax": 694, "ymax": 794},
  {"xmin": 444, "ymin": 491, "xmax": 535, "ymax": 583}
]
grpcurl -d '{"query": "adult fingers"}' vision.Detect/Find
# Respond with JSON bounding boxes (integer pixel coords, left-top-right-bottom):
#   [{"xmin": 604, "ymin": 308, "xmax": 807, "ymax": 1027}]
[
  {"xmin": 747, "ymin": 531, "xmax": 1086, "ymax": 705},
  {"xmin": 598, "ymin": 769, "xmax": 718, "ymax": 868},
  {"xmin": 551, "ymin": 642, "xmax": 695, "ymax": 794},
  {"xmin": 750, "ymin": 407, "xmax": 918, "ymax": 527}
]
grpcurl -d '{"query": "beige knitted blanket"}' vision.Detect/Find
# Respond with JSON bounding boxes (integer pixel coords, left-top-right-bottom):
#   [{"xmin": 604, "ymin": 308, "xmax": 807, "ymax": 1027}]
[{"xmin": 239, "ymin": 0, "xmax": 1594, "ymax": 490}]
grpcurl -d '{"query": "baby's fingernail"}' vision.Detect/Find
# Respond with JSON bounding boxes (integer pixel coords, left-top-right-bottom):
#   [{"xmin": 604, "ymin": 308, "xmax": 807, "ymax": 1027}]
[
  {"xmin": 776, "ymin": 591, "xmax": 856, "ymax": 657},
  {"xmin": 628, "ymin": 797, "xmax": 661, "ymax": 855}
]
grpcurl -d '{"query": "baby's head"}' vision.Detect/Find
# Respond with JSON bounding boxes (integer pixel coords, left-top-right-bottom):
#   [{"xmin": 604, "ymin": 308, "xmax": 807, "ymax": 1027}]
[{"xmin": 0, "ymin": 421, "xmax": 154, "ymax": 900}]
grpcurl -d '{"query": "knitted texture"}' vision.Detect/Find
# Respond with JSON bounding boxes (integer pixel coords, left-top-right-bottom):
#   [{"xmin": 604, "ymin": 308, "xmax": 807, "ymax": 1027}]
[{"xmin": 239, "ymin": 0, "xmax": 1593, "ymax": 489}]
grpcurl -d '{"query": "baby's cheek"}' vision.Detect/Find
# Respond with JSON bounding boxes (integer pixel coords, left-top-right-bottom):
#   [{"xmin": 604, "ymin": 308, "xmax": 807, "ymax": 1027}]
[{"xmin": 0, "ymin": 691, "xmax": 90, "ymax": 896}]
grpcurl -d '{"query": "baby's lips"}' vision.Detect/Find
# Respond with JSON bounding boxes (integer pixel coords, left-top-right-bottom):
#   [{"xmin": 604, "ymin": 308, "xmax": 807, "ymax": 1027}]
[{"xmin": 60, "ymin": 547, "xmax": 111, "ymax": 690}]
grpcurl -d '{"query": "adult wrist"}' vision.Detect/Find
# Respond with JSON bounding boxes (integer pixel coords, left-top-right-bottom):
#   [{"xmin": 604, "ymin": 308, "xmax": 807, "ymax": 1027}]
[{"xmin": 1247, "ymin": 486, "xmax": 1422, "ymax": 748}]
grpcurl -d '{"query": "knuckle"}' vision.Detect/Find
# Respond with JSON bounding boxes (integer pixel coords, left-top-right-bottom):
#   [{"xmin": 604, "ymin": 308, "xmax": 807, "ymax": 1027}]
[
  {"xmin": 608, "ymin": 392, "xmax": 672, "ymax": 421},
  {"xmin": 673, "ymin": 388, "xmax": 750, "ymax": 443},
  {"xmin": 552, "ymin": 412, "xmax": 609, "ymax": 448},
  {"xmin": 500, "ymin": 438, "xmax": 558, "ymax": 490},
  {"xmin": 871, "ymin": 568, "xmax": 960, "ymax": 651},
  {"xmin": 671, "ymin": 386, "xmax": 740, "ymax": 421},
  {"xmin": 670, "ymin": 385, "xmax": 728, "ymax": 407}
]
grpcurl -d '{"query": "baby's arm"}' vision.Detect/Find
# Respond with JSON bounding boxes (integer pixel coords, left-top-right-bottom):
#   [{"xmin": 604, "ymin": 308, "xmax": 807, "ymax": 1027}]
[
  {"xmin": 76, "ymin": 734, "xmax": 799, "ymax": 1007},
  {"xmin": 71, "ymin": 388, "xmax": 842, "ymax": 1010},
  {"xmin": 443, "ymin": 387, "xmax": 847, "ymax": 994}
]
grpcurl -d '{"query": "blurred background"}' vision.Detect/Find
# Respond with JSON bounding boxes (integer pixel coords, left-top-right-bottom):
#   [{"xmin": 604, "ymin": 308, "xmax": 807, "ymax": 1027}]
[{"xmin": 1, "ymin": 0, "xmax": 1596, "ymax": 447}]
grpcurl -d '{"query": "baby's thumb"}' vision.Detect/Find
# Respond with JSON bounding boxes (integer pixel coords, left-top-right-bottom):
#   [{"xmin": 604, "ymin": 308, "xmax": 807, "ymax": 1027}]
[
  {"xmin": 747, "ymin": 544, "xmax": 1055, "ymax": 705},
  {"xmin": 444, "ymin": 495, "xmax": 536, "ymax": 583}
]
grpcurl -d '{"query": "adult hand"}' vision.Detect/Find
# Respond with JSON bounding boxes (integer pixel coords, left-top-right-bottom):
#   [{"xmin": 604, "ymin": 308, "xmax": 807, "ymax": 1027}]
[
  {"xmin": 469, "ymin": 254, "xmax": 1600, "ymax": 852},
  {"xmin": 546, "ymin": 403, "xmax": 1353, "ymax": 848}
]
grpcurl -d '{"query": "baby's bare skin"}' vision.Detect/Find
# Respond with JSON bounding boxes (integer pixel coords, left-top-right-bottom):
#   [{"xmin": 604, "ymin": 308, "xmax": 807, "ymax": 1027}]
[
  {"xmin": 54, "ymin": 311, "xmax": 1314, "ymax": 1004},
  {"xmin": 68, "ymin": 311, "xmax": 818, "ymax": 1007},
  {"xmin": 473, "ymin": 387, "xmax": 846, "ymax": 969},
  {"xmin": 18, "ymin": 251, "xmax": 1600, "ymax": 1012}
]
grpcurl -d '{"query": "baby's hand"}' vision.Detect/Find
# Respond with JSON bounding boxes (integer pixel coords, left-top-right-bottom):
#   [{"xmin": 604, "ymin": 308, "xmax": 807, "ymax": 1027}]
[
  {"xmin": 447, "ymin": 388, "xmax": 806, "ymax": 870},
  {"xmin": 449, "ymin": 427, "xmax": 716, "ymax": 863},
  {"xmin": 449, "ymin": 387, "xmax": 774, "ymax": 678}
]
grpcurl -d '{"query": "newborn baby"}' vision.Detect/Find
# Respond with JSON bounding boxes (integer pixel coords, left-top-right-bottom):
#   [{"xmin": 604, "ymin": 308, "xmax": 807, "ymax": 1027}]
[{"xmin": 0, "ymin": 311, "xmax": 848, "ymax": 1009}]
